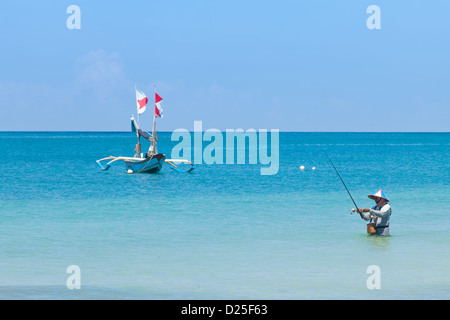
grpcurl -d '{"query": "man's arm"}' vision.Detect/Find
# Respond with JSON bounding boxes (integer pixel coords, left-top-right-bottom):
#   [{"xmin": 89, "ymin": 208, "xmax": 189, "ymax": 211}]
[
  {"xmin": 369, "ymin": 204, "xmax": 391, "ymax": 218},
  {"xmin": 357, "ymin": 208, "xmax": 371, "ymax": 221}
]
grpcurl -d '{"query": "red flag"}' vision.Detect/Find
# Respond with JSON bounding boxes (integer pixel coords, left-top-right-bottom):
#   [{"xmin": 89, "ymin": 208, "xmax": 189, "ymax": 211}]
[{"xmin": 155, "ymin": 92, "xmax": 163, "ymax": 118}]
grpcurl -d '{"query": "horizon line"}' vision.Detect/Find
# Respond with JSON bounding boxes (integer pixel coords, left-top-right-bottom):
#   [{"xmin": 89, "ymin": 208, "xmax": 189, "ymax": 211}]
[{"xmin": 0, "ymin": 131, "xmax": 448, "ymax": 134}]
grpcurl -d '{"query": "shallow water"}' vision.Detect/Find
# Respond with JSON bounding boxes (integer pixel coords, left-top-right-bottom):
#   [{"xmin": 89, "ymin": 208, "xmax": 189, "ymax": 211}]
[{"xmin": 0, "ymin": 132, "xmax": 448, "ymax": 299}]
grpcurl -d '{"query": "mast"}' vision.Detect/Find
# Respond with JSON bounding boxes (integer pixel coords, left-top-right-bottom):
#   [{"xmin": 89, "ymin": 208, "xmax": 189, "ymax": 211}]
[
  {"xmin": 135, "ymin": 84, "xmax": 141, "ymax": 130},
  {"xmin": 134, "ymin": 84, "xmax": 141, "ymax": 157},
  {"xmin": 152, "ymin": 85, "xmax": 157, "ymax": 154}
]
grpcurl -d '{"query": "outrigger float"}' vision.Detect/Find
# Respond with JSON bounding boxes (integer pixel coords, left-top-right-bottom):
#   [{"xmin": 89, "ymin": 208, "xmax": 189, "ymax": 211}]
[{"xmin": 96, "ymin": 88, "xmax": 195, "ymax": 174}]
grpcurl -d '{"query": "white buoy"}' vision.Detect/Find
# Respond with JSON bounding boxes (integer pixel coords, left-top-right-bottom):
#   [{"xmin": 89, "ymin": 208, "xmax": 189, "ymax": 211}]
[
  {"xmin": 127, "ymin": 169, "xmax": 133, "ymax": 174},
  {"xmin": 300, "ymin": 165, "xmax": 305, "ymax": 170},
  {"xmin": 312, "ymin": 167, "xmax": 316, "ymax": 170}
]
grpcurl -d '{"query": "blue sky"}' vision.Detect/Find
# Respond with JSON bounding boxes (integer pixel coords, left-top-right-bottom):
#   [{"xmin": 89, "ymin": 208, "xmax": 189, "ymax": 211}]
[{"xmin": 0, "ymin": 0, "xmax": 449, "ymax": 131}]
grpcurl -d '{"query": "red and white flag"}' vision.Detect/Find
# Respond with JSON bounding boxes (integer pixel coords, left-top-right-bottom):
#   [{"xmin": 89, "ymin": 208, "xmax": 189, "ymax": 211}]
[
  {"xmin": 155, "ymin": 92, "xmax": 163, "ymax": 118},
  {"xmin": 136, "ymin": 89, "xmax": 148, "ymax": 114}
]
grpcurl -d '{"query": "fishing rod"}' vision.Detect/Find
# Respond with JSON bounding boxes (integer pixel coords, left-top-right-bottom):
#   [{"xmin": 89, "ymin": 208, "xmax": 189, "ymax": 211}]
[{"xmin": 325, "ymin": 152, "xmax": 361, "ymax": 216}]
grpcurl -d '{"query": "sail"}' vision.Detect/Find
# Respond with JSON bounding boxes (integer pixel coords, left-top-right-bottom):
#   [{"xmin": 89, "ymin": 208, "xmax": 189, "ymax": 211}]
[{"xmin": 138, "ymin": 129, "xmax": 151, "ymax": 141}]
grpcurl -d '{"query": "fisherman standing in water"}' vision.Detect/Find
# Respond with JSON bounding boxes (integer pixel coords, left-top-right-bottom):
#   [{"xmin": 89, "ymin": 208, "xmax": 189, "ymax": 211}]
[{"xmin": 358, "ymin": 190, "xmax": 392, "ymax": 236}]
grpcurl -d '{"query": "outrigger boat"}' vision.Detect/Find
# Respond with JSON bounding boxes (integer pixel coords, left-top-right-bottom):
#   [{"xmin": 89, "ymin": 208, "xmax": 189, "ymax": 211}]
[{"xmin": 96, "ymin": 88, "xmax": 195, "ymax": 174}]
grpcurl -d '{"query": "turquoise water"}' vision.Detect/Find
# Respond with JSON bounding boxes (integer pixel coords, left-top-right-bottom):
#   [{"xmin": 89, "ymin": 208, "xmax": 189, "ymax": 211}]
[{"xmin": 0, "ymin": 132, "xmax": 449, "ymax": 299}]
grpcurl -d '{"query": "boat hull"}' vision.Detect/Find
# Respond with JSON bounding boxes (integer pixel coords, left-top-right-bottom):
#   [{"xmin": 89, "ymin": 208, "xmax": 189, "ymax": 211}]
[{"xmin": 124, "ymin": 153, "xmax": 165, "ymax": 173}]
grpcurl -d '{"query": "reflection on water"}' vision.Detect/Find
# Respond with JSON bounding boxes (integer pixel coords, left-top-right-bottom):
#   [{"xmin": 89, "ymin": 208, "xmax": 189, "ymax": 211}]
[{"xmin": 367, "ymin": 234, "xmax": 391, "ymax": 248}]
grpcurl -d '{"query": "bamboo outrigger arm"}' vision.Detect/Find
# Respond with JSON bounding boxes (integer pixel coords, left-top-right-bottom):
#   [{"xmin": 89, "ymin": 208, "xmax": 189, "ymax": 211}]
[
  {"xmin": 96, "ymin": 156, "xmax": 149, "ymax": 171},
  {"xmin": 164, "ymin": 159, "xmax": 195, "ymax": 173},
  {"xmin": 165, "ymin": 159, "xmax": 193, "ymax": 165},
  {"xmin": 97, "ymin": 155, "xmax": 196, "ymax": 172}
]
